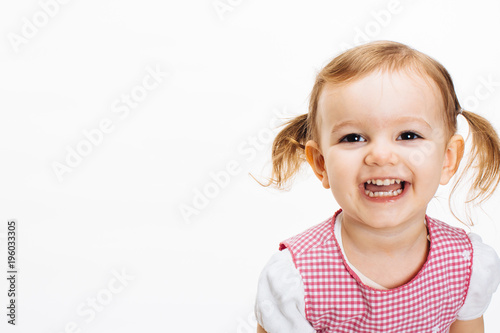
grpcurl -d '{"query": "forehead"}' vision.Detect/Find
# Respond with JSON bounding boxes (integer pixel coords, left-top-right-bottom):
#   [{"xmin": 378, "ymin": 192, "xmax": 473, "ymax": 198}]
[{"xmin": 317, "ymin": 70, "xmax": 444, "ymax": 131}]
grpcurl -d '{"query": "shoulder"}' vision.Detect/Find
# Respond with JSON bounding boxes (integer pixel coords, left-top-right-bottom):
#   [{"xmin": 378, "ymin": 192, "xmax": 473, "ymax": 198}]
[
  {"xmin": 254, "ymin": 250, "xmax": 315, "ymax": 333},
  {"xmin": 279, "ymin": 212, "xmax": 339, "ymax": 257},
  {"xmin": 427, "ymin": 216, "xmax": 469, "ymax": 238},
  {"xmin": 457, "ymin": 233, "xmax": 500, "ymax": 320},
  {"xmin": 468, "ymin": 233, "xmax": 500, "ymax": 293},
  {"xmin": 256, "ymin": 249, "xmax": 301, "ymax": 297},
  {"xmin": 427, "ymin": 216, "xmax": 472, "ymax": 250}
]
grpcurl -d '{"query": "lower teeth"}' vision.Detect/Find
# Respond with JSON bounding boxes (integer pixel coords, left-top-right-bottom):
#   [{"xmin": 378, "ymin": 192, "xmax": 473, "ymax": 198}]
[{"xmin": 365, "ymin": 189, "xmax": 403, "ymax": 197}]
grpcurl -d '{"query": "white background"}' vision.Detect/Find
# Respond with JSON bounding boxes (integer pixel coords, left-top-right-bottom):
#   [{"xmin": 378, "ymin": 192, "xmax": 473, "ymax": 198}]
[{"xmin": 0, "ymin": 0, "xmax": 499, "ymax": 332}]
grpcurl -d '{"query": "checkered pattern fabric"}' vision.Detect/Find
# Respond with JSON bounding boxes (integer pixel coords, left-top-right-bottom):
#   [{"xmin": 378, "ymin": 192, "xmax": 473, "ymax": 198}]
[{"xmin": 279, "ymin": 209, "xmax": 473, "ymax": 333}]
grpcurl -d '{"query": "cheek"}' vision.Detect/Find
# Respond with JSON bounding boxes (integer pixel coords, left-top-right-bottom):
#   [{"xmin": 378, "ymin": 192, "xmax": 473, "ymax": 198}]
[
  {"xmin": 325, "ymin": 150, "xmax": 362, "ymax": 186},
  {"xmin": 401, "ymin": 141, "xmax": 444, "ymax": 169},
  {"xmin": 417, "ymin": 165, "xmax": 443, "ymax": 190},
  {"xmin": 405, "ymin": 147, "xmax": 445, "ymax": 191},
  {"xmin": 403, "ymin": 142, "xmax": 437, "ymax": 167}
]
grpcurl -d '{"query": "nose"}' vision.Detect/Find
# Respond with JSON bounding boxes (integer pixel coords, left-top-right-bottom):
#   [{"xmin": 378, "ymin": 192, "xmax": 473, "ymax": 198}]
[{"xmin": 364, "ymin": 140, "xmax": 399, "ymax": 166}]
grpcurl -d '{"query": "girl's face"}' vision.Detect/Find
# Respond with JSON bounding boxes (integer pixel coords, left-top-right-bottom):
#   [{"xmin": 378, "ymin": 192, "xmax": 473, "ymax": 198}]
[{"xmin": 305, "ymin": 70, "xmax": 464, "ymax": 229}]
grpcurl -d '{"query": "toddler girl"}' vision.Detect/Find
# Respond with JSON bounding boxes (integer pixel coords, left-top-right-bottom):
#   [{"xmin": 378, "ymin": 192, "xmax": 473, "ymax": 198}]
[{"xmin": 254, "ymin": 41, "xmax": 500, "ymax": 333}]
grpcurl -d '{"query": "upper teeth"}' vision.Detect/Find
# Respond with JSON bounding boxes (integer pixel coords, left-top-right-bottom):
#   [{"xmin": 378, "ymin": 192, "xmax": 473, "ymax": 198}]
[{"xmin": 366, "ymin": 179, "xmax": 402, "ymax": 185}]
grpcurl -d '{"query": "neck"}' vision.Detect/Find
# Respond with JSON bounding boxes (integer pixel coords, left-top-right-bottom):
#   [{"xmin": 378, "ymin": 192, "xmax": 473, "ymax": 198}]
[{"xmin": 340, "ymin": 211, "xmax": 428, "ymax": 257}]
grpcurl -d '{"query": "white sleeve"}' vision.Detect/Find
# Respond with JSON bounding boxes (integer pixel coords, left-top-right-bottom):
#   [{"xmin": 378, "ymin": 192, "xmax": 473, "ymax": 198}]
[
  {"xmin": 254, "ymin": 249, "xmax": 315, "ymax": 333},
  {"xmin": 456, "ymin": 233, "xmax": 500, "ymax": 321}
]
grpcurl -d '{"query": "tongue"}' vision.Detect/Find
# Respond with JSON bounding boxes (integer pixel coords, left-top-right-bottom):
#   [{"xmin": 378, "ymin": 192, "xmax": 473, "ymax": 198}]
[{"xmin": 365, "ymin": 183, "xmax": 402, "ymax": 192}]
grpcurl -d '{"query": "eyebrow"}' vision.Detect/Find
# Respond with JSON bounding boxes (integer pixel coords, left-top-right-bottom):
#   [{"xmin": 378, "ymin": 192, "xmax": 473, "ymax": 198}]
[{"xmin": 330, "ymin": 116, "xmax": 433, "ymax": 134}]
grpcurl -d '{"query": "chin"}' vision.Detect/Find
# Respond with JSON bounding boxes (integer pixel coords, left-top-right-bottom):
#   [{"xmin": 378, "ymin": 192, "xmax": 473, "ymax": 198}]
[{"xmin": 344, "ymin": 208, "xmax": 415, "ymax": 229}]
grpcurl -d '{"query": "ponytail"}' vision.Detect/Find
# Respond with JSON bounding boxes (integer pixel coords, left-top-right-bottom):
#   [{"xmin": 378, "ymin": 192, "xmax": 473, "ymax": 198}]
[
  {"xmin": 450, "ymin": 109, "xmax": 500, "ymax": 224},
  {"xmin": 253, "ymin": 114, "xmax": 310, "ymax": 189}
]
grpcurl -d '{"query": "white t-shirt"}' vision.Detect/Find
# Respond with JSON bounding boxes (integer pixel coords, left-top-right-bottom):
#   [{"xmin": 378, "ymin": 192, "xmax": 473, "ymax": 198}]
[{"xmin": 254, "ymin": 215, "xmax": 500, "ymax": 333}]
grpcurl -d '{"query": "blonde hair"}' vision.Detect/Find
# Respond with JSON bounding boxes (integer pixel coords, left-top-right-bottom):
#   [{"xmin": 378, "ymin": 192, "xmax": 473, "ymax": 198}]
[{"xmin": 258, "ymin": 41, "xmax": 500, "ymax": 225}]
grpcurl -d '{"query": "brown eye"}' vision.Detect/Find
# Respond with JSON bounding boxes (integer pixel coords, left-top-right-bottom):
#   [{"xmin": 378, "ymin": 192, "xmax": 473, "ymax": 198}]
[
  {"xmin": 340, "ymin": 134, "xmax": 366, "ymax": 143},
  {"xmin": 397, "ymin": 132, "xmax": 422, "ymax": 140}
]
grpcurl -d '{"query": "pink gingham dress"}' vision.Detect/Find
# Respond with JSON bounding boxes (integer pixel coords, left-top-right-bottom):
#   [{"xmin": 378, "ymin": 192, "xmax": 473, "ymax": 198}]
[{"xmin": 278, "ymin": 209, "xmax": 473, "ymax": 333}]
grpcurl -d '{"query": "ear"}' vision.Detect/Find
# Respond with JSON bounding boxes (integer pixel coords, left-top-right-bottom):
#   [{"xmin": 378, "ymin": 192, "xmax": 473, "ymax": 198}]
[
  {"xmin": 440, "ymin": 134, "xmax": 465, "ymax": 185},
  {"xmin": 305, "ymin": 140, "xmax": 330, "ymax": 189}
]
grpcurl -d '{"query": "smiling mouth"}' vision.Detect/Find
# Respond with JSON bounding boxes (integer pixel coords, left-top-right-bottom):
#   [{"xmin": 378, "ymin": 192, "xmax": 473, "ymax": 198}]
[{"xmin": 363, "ymin": 179, "xmax": 406, "ymax": 198}]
